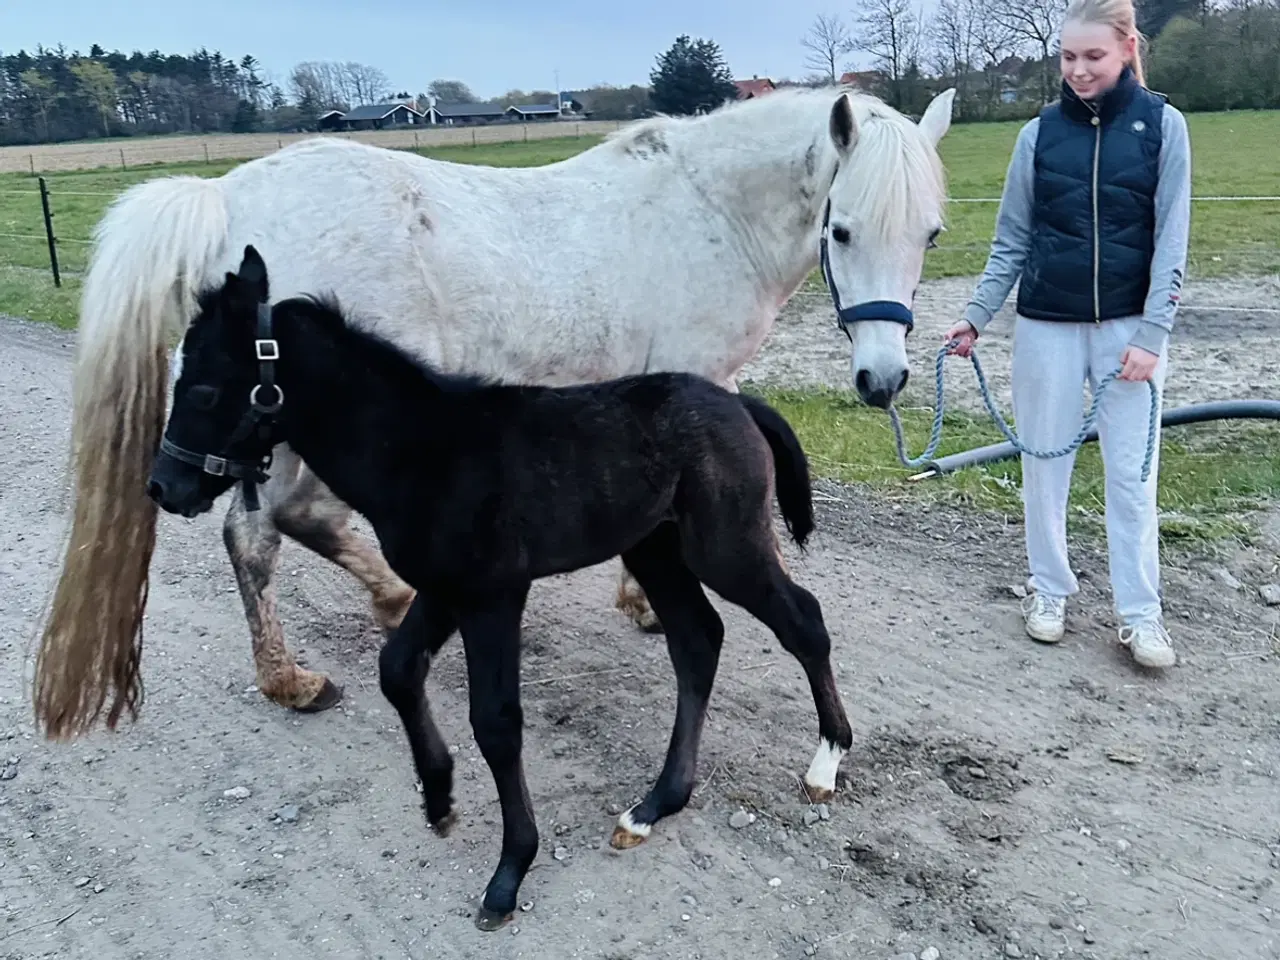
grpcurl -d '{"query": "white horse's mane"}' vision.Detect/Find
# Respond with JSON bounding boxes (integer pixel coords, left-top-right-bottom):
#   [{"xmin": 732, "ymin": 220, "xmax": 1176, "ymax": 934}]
[
  {"xmin": 837, "ymin": 96, "xmax": 949, "ymax": 245},
  {"xmin": 600, "ymin": 85, "xmax": 948, "ymax": 246}
]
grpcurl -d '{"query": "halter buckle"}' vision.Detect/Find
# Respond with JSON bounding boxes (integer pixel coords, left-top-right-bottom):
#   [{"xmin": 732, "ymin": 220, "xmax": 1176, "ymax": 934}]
[
  {"xmin": 203, "ymin": 454, "xmax": 229, "ymax": 476},
  {"xmin": 255, "ymin": 338, "xmax": 280, "ymax": 361}
]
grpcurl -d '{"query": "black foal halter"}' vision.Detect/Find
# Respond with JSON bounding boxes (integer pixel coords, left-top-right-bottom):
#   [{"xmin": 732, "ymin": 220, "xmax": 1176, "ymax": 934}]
[
  {"xmin": 817, "ymin": 195, "xmax": 916, "ymax": 340},
  {"xmin": 158, "ymin": 301, "xmax": 284, "ymax": 512}
]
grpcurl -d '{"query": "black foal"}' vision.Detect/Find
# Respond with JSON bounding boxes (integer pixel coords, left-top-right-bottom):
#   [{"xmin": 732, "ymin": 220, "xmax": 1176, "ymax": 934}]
[{"xmin": 149, "ymin": 246, "xmax": 855, "ymax": 931}]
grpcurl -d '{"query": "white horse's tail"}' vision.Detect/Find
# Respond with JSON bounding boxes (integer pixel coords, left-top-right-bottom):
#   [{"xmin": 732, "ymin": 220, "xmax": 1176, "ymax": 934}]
[{"xmin": 34, "ymin": 174, "xmax": 230, "ymax": 741}]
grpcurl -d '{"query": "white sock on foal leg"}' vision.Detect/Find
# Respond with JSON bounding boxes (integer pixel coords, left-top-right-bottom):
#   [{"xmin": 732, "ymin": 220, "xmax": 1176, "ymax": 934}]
[
  {"xmin": 803, "ymin": 738, "xmax": 846, "ymax": 803},
  {"xmin": 610, "ymin": 806, "xmax": 652, "ymax": 849}
]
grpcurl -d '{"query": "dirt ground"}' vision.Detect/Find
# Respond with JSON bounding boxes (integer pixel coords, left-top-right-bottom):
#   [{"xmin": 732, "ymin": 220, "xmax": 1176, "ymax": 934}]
[{"xmin": 2, "ymin": 275, "xmax": 1279, "ymax": 960}]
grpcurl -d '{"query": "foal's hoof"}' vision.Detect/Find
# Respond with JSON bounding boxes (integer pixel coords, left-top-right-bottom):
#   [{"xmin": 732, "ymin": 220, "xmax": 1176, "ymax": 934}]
[
  {"xmin": 609, "ymin": 808, "xmax": 651, "ymax": 850},
  {"xmin": 802, "ymin": 782, "xmax": 835, "ymax": 805},
  {"xmin": 429, "ymin": 810, "xmax": 458, "ymax": 838},
  {"xmin": 474, "ymin": 905, "xmax": 514, "ymax": 932},
  {"xmin": 293, "ymin": 678, "xmax": 344, "ymax": 714}
]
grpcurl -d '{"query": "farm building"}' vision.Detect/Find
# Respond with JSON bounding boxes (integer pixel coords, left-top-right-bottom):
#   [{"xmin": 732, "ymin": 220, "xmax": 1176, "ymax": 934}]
[
  {"xmin": 320, "ymin": 101, "xmax": 427, "ymax": 131},
  {"xmin": 734, "ymin": 76, "xmax": 776, "ymax": 99},
  {"xmin": 316, "ymin": 109, "xmax": 346, "ymax": 133},
  {"xmin": 559, "ymin": 91, "xmax": 592, "ymax": 116},
  {"xmin": 839, "ymin": 70, "xmax": 887, "ymax": 91},
  {"xmin": 428, "ymin": 102, "xmax": 509, "ymax": 125},
  {"xmin": 505, "ymin": 103, "xmax": 561, "ymax": 122}
]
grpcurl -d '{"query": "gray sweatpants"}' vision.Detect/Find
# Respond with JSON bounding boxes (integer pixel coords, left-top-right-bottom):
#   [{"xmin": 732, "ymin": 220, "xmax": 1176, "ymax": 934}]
[{"xmin": 1011, "ymin": 314, "xmax": 1167, "ymax": 625}]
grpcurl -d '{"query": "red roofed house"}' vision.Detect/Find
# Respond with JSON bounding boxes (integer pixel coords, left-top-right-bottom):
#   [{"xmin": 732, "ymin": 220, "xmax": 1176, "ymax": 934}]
[
  {"xmin": 839, "ymin": 70, "xmax": 884, "ymax": 90},
  {"xmin": 734, "ymin": 76, "xmax": 776, "ymax": 99}
]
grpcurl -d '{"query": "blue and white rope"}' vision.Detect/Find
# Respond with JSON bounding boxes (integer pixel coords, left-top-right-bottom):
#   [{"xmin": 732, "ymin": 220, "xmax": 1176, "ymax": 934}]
[{"xmin": 887, "ymin": 342, "xmax": 1161, "ymax": 482}]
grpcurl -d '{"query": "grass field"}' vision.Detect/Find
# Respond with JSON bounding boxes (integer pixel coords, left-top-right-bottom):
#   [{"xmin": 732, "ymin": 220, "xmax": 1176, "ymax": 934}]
[
  {"xmin": 752, "ymin": 385, "xmax": 1280, "ymax": 543},
  {"xmin": 2, "ymin": 111, "xmax": 1278, "ymax": 543}
]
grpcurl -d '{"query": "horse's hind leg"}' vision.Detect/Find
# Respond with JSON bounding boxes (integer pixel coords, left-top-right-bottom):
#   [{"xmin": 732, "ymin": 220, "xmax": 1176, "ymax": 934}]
[
  {"xmin": 611, "ymin": 522, "xmax": 725, "ymax": 849},
  {"xmin": 272, "ymin": 465, "xmax": 417, "ymax": 630},
  {"xmin": 223, "ymin": 458, "xmax": 342, "ymax": 712},
  {"xmin": 613, "ymin": 375, "xmax": 746, "ymax": 635},
  {"xmin": 691, "ymin": 533, "xmax": 853, "ymax": 804},
  {"xmin": 615, "ymin": 566, "xmax": 663, "ymax": 633}
]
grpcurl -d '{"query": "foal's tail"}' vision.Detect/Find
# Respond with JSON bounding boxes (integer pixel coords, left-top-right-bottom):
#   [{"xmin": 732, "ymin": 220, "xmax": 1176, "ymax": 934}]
[{"xmin": 739, "ymin": 393, "xmax": 815, "ymax": 549}]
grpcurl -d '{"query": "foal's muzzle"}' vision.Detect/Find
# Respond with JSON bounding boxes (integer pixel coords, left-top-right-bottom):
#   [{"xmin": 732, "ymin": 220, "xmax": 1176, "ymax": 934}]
[{"xmin": 146, "ymin": 458, "xmax": 217, "ymax": 518}]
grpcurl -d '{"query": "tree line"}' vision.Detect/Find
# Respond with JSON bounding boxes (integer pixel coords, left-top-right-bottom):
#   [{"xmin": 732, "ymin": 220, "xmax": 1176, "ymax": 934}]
[
  {"xmin": 2, "ymin": 2, "xmax": 1274, "ymax": 148},
  {"xmin": 0, "ymin": 43, "xmax": 656, "ymax": 146},
  {"xmin": 801, "ymin": 0, "xmax": 1279, "ymax": 119}
]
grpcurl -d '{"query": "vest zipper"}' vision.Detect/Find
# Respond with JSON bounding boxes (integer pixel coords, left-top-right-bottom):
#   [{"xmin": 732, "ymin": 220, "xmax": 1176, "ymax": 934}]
[{"xmin": 1090, "ymin": 113, "xmax": 1101, "ymax": 322}]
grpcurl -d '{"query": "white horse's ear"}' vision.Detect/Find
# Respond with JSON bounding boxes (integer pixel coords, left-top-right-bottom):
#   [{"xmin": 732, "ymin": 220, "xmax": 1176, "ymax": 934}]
[
  {"xmin": 829, "ymin": 93, "xmax": 858, "ymax": 154},
  {"xmin": 918, "ymin": 88, "xmax": 956, "ymax": 146}
]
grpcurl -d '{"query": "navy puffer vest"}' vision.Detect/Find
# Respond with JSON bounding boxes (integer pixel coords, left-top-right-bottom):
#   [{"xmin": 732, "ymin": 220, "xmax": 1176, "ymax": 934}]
[{"xmin": 1016, "ymin": 67, "xmax": 1167, "ymax": 323}]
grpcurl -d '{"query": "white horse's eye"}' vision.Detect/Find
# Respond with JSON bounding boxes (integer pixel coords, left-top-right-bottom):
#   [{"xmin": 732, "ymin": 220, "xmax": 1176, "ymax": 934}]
[{"xmin": 831, "ymin": 226, "xmax": 851, "ymax": 244}]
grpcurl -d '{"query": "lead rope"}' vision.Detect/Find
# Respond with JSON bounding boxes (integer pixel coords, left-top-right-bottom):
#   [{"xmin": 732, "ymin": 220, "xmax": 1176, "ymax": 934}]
[{"xmin": 887, "ymin": 341, "xmax": 1161, "ymax": 483}]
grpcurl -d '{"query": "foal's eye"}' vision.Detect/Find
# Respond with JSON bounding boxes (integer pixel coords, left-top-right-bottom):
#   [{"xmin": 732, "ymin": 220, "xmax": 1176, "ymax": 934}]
[
  {"xmin": 831, "ymin": 226, "xmax": 851, "ymax": 245},
  {"xmin": 187, "ymin": 385, "xmax": 221, "ymax": 410}
]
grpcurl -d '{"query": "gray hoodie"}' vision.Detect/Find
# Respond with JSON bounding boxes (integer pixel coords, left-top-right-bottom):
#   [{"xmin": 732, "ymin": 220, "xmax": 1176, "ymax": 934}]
[{"xmin": 961, "ymin": 101, "xmax": 1193, "ymax": 356}]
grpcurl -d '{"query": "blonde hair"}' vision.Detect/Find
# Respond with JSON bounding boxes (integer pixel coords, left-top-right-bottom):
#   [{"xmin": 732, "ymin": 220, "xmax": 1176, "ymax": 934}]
[{"xmin": 1064, "ymin": 0, "xmax": 1149, "ymax": 87}]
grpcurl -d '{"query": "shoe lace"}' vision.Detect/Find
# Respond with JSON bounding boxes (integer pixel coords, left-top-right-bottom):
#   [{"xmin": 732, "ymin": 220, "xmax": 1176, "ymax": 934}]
[
  {"xmin": 1023, "ymin": 593, "xmax": 1062, "ymax": 619},
  {"xmin": 1120, "ymin": 620, "xmax": 1170, "ymax": 646}
]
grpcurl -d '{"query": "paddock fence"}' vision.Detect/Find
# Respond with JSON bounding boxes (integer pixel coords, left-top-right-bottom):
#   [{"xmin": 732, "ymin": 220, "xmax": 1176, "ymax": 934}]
[{"xmin": 0, "ymin": 120, "xmax": 626, "ymax": 175}]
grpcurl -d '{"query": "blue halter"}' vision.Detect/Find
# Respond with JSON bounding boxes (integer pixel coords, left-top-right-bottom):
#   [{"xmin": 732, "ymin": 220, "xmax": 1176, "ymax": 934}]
[{"xmin": 818, "ymin": 197, "xmax": 916, "ymax": 340}]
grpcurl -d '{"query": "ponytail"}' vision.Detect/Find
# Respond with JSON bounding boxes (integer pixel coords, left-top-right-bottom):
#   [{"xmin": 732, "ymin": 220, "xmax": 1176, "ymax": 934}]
[{"xmin": 1131, "ymin": 32, "xmax": 1149, "ymax": 87}]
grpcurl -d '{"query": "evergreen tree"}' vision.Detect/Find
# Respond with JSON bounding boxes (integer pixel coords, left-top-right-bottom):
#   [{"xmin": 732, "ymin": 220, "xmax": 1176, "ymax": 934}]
[{"xmin": 648, "ymin": 34, "xmax": 739, "ymax": 115}]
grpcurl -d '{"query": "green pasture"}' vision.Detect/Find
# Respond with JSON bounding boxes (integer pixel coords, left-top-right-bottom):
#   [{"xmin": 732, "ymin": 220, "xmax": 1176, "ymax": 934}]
[{"xmin": 1, "ymin": 112, "xmax": 1277, "ymax": 544}]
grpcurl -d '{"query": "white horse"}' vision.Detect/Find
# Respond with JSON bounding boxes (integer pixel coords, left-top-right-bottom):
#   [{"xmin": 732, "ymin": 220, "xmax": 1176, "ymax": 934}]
[{"xmin": 33, "ymin": 85, "xmax": 955, "ymax": 740}]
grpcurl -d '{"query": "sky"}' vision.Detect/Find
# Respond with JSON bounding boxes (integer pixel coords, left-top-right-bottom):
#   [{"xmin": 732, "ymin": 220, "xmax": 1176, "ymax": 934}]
[{"xmin": 0, "ymin": 0, "xmax": 922, "ymax": 101}]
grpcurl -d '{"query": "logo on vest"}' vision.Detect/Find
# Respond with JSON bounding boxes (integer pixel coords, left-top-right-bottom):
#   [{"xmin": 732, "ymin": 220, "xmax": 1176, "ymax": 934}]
[{"xmin": 1132, "ymin": 119, "xmax": 1146, "ymax": 132}]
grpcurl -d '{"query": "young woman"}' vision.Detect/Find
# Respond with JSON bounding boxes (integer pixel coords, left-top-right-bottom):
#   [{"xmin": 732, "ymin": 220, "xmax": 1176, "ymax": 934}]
[{"xmin": 944, "ymin": 0, "xmax": 1192, "ymax": 669}]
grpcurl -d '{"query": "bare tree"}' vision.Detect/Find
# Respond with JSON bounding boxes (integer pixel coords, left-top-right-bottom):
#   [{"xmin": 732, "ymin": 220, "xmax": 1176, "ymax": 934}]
[
  {"xmin": 342, "ymin": 61, "xmax": 393, "ymax": 105},
  {"xmin": 801, "ymin": 13, "xmax": 857, "ymax": 83},
  {"xmin": 289, "ymin": 61, "xmax": 348, "ymax": 111},
  {"xmin": 930, "ymin": 0, "xmax": 977, "ymax": 101},
  {"xmin": 969, "ymin": 0, "xmax": 1020, "ymax": 115},
  {"xmin": 992, "ymin": 0, "xmax": 1067, "ymax": 103},
  {"xmin": 853, "ymin": 0, "xmax": 924, "ymax": 107}
]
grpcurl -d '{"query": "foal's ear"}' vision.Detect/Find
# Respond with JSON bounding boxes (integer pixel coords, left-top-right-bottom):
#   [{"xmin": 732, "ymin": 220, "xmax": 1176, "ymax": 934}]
[
  {"xmin": 233, "ymin": 244, "xmax": 270, "ymax": 303},
  {"xmin": 829, "ymin": 93, "xmax": 859, "ymax": 155}
]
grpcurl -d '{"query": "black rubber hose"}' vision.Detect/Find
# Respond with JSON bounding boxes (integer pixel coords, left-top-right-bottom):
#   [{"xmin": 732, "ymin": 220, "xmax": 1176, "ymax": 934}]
[{"xmin": 907, "ymin": 399, "xmax": 1280, "ymax": 480}]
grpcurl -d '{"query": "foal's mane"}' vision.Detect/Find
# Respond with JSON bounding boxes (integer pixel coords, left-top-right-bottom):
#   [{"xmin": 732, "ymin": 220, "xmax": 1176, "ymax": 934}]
[
  {"xmin": 283, "ymin": 293, "xmax": 499, "ymax": 396},
  {"xmin": 194, "ymin": 285, "xmax": 497, "ymax": 397}
]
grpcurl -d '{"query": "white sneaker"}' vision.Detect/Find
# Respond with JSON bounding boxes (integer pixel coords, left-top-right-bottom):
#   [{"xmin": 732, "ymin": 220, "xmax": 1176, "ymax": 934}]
[
  {"xmin": 1021, "ymin": 591, "xmax": 1066, "ymax": 643},
  {"xmin": 1118, "ymin": 619, "xmax": 1176, "ymax": 668}
]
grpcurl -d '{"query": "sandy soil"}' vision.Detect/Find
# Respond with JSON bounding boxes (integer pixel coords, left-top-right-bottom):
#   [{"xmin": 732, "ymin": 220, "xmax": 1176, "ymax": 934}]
[{"xmin": 2, "ymin": 280, "xmax": 1279, "ymax": 960}]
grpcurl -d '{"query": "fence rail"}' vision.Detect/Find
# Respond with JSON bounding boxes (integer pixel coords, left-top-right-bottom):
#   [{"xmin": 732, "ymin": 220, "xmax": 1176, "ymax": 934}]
[{"xmin": 0, "ymin": 119, "xmax": 626, "ymax": 175}]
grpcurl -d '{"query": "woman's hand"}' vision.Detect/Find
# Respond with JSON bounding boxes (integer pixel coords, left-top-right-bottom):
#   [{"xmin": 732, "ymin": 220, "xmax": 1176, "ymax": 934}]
[
  {"xmin": 1118, "ymin": 345, "xmax": 1160, "ymax": 382},
  {"xmin": 943, "ymin": 320, "xmax": 978, "ymax": 357}
]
